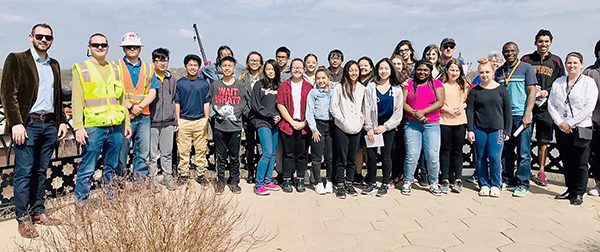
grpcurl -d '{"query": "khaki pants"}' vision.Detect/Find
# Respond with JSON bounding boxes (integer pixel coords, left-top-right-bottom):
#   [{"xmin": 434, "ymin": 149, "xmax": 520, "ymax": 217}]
[{"xmin": 177, "ymin": 118, "xmax": 209, "ymax": 177}]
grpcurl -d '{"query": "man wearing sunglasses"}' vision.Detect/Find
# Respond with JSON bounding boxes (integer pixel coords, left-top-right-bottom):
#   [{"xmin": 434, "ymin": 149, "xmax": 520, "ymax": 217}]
[
  {"xmin": 440, "ymin": 37, "xmax": 468, "ymax": 77},
  {"xmin": 72, "ymin": 33, "xmax": 132, "ymax": 207},
  {"xmin": 114, "ymin": 32, "xmax": 159, "ymax": 180},
  {"xmin": 1, "ymin": 23, "xmax": 68, "ymax": 238}
]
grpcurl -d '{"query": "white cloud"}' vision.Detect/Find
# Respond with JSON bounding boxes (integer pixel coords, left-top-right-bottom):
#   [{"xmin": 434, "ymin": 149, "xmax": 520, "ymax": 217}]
[
  {"xmin": 0, "ymin": 13, "xmax": 25, "ymax": 24},
  {"xmin": 175, "ymin": 28, "xmax": 196, "ymax": 39}
]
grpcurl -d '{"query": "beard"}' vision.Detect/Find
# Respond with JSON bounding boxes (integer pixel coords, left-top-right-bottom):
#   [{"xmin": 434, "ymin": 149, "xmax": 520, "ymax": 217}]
[{"xmin": 32, "ymin": 41, "xmax": 50, "ymax": 53}]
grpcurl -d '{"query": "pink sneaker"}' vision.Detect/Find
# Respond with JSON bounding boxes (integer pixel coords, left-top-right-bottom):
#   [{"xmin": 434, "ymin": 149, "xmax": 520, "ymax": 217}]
[
  {"xmin": 264, "ymin": 182, "xmax": 280, "ymax": 191},
  {"xmin": 254, "ymin": 186, "xmax": 270, "ymax": 195}
]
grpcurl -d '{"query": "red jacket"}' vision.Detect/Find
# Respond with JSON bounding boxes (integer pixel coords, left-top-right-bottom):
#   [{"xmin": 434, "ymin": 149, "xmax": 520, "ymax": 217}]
[{"xmin": 276, "ymin": 78, "xmax": 313, "ymax": 135}]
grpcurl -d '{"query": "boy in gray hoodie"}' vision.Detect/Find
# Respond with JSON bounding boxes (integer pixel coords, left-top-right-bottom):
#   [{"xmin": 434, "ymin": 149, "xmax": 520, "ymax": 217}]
[{"xmin": 149, "ymin": 48, "xmax": 177, "ymax": 191}]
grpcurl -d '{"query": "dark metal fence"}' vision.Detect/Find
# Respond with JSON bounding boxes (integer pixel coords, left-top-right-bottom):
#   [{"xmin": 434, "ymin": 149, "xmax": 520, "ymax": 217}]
[{"xmin": 0, "ymin": 124, "xmax": 563, "ymax": 220}]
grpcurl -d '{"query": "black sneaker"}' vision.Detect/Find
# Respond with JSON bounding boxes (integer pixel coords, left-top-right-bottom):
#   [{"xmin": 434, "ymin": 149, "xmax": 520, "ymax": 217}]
[
  {"xmin": 177, "ymin": 175, "xmax": 189, "ymax": 185},
  {"xmin": 282, "ymin": 179, "xmax": 293, "ymax": 193},
  {"xmin": 376, "ymin": 184, "xmax": 389, "ymax": 197},
  {"xmin": 336, "ymin": 185, "xmax": 347, "ymax": 199},
  {"xmin": 296, "ymin": 178, "xmax": 306, "ymax": 193},
  {"xmin": 353, "ymin": 173, "xmax": 364, "ymax": 186},
  {"xmin": 229, "ymin": 184, "xmax": 242, "ymax": 194},
  {"xmin": 195, "ymin": 175, "xmax": 209, "ymax": 186},
  {"xmin": 215, "ymin": 181, "xmax": 225, "ymax": 195},
  {"xmin": 361, "ymin": 183, "xmax": 377, "ymax": 195},
  {"xmin": 345, "ymin": 183, "xmax": 358, "ymax": 196},
  {"xmin": 245, "ymin": 173, "xmax": 255, "ymax": 184}
]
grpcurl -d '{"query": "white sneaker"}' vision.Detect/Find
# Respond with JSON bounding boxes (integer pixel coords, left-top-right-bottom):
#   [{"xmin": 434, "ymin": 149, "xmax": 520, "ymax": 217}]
[
  {"xmin": 325, "ymin": 180, "xmax": 334, "ymax": 194},
  {"xmin": 479, "ymin": 186, "xmax": 490, "ymax": 196},
  {"xmin": 588, "ymin": 185, "xmax": 600, "ymax": 196},
  {"xmin": 315, "ymin": 182, "xmax": 326, "ymax": 195}
]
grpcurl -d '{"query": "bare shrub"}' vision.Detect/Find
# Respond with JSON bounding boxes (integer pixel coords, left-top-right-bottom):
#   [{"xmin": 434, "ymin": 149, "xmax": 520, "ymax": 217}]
[{"xmin": 16, "ymin": 179, "xmax": 273, "ymax": 252}]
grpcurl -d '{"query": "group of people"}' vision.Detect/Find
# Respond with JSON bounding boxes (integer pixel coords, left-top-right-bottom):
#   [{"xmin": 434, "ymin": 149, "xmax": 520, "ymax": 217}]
[{"xmin": 3, "ymin": 23, "xmax": 600, "ymax": 238}]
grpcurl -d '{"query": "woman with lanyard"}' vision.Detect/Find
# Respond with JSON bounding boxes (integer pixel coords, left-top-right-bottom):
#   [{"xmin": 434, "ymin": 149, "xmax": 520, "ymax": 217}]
[
  {"xmin": 548, "ymin": 52, "xmax": 598, "ymax": 205},
  {"xmin": 363, "ymin": 58, "xmax": 406, "ymax": 197},
  {"xmin": 239, "ymin": 51, "xmax": 263, "ymax": 184}
]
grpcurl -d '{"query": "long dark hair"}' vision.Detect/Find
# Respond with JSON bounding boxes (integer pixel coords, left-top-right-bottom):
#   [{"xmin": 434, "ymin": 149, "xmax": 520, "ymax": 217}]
[
  {"xmin": 374, "ymin": 58, "xmax": 405, "ymax": 86},
  {"xmin": 340, "ymin": 60, "xmax": 359, "ymax": 103},
  {"xmin": 421, "ymin": 44, "xmax": 444, "ymax": 72},
  {"xmin": 392, "ymin": 40, "xmax": 418, "ymax": 63},
  {"xmin": 411, "ymin": 60, "xmax": 435, "ymax": 98},
  {"xmin": 262, "ymin": 59, "xmax": 281, "ymax": 90},
  {"xmin": 440, "ymin": 59, "xmax": 470, "ymax": 93}
]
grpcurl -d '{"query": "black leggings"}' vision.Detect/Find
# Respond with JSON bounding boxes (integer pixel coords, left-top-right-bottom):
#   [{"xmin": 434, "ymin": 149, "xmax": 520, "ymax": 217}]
[
  {"xmin": 440, "ymin": 124, "xmax": 466, "ymax": 181},
  {"xmin": 366, "ymin": 129, "xmax": 395, "ymax": 184},
  {"xmin": 334, "ymin": 126, "xmax": 360, "ymax": 184},
  {"xmin": 311, "ymin": 120, "xmax": 333, "ymax": 183}
]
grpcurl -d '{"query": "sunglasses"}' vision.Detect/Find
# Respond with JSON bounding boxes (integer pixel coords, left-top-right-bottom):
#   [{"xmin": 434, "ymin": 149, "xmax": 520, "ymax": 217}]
[
  {"xmin": 443, "ymin": 44, "xmax": 455, "ymax": 49},
  {"xmin": 33, "ymin": 34, "xmax": 53, "ymax": 41},
  {"xmin": 90, "ymin": 43, "xmax": 109, "ymax": 49},
  {"xmin": 125, "ymin": 46, "xmax": 141, "ymax": 50}
]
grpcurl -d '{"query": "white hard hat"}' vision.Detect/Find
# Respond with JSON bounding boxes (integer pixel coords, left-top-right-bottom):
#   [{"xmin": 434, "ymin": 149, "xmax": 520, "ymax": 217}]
[{"xmin": 119, "ymin": 32, "xmax": 144, "ymax": 47}]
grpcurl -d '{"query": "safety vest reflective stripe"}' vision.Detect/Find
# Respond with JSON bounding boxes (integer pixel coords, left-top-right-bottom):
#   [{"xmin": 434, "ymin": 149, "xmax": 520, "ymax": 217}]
[
  {"xmin": 85, "ymin": 97, "xmax": 120, "ymax": 107},
  {"xmin": 123, "ymin": 94, "xmax": 147, "ymax": 101}
]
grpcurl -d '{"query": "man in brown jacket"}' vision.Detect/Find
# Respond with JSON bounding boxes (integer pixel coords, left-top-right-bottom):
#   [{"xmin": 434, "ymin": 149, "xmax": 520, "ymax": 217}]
[{"xmin": 0, "ymin": 23, "xmax": 68, "ymax": 238}]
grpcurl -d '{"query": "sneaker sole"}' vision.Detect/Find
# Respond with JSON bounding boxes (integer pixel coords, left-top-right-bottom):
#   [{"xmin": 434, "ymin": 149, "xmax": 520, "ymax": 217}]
[
  {"xmin": 336, "ymin": 195, "xmax": 346, "ymax": 199},
  {"xmin": 376, "ymin": 192, "xmax": 388, "ymax": 197},
  {"xmin": 254, "ymin": 191, "xmax": 270, "ymax": 196},
  {"xmin": 401, "ymin": 191, "xmax": 411, "ymax": 196},
  {"xmin": 361, "ymin": 190, "xmax": 376, "ymax": 195}
]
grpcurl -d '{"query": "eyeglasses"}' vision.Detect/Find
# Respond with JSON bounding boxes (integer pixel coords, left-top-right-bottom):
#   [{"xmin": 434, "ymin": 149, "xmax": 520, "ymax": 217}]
[
  {"xmin": 90, "ymin": 43, "xmax": 109, "ymax": 49},
  {"xmin": 154, "ymin": 59, "xmax": 169, "ymax": 63},
  {"xmin": 33, "ymin": 34, "xmax": 53, "ymax": 41},
  {"xmin": 125, "ymin": 46, "xmax": 141, "ymax": 50},
  {"xmin": 276, "ymin": 56, "xmax": 288, "ymax": 60},
  {"xmin": 249, "ymin": 60, "xmax": 261, "ymax": 63},
  {"xmin": 443, "ymin": 45, "xmax": 455, "ymax": 49},
  {"xmin": 398, "ymin": 49, "xmax": 410, "ymax": 54}
]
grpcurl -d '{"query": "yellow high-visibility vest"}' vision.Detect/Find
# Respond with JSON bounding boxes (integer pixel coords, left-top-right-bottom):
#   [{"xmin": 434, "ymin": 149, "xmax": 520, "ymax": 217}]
[{"xmin": 73, "ymin": 60, "xmax": 127, "ymax": 128}]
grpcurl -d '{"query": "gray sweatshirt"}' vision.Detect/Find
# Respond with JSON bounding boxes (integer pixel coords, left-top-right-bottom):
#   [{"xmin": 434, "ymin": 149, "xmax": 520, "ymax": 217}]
[
  {"xmin": 330, "ymin": 82, "xmax": 369, "ymax": 134},
  {"xmin": 209, "ymin": 79, "xmax": 251, "ymax": 132}
]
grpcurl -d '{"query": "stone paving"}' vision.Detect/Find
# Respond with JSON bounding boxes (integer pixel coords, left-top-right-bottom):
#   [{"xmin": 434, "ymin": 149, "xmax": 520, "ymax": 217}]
[{"xmin": 2, "ymin": 172, "xmax": 600, "ymax": 251}]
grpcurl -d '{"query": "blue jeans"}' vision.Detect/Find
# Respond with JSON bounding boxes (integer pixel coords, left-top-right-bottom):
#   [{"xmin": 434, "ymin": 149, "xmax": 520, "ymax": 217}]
[
  {"xmin": 502, "ymin": 115, "xmax": 532, "ymax": 189},
  {"xmin": 75, "ymin": 125, "xmax": 124, "ymax": 203},
  {"xmin": 403, "ymin": 120, "xmax": 440, "ymax": 184},
  {"xmin": 13, "ymin": 118, "xmax": 57, "ymax": 222},
  {"xmin": 256, "ymin": 127, "xmax": 278, "ymax": 187},
  {"xmin": 119, "ymin": 115, "xmax": 150, "ymax": 177},
  {"xmin": 474, "ymin": 126, "xmax": 504, "ymax": 188}
]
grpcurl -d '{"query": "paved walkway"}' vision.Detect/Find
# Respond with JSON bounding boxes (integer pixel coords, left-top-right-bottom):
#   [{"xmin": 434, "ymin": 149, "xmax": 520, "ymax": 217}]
[{"xmin": 2, "ymin": 172, "xmax": 600, "ymax": 252}]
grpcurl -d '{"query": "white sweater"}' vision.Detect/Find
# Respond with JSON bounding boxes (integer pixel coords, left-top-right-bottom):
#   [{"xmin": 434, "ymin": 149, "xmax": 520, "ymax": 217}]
[{"xmin": 548, "ymin": 75, "xmax": 599, "ymax": 128}]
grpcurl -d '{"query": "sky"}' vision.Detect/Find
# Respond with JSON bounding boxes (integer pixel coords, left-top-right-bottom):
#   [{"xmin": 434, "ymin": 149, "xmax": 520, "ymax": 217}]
[{"xmin": 1, "ymin": 0, "xmax": 599, "ymax": 69}]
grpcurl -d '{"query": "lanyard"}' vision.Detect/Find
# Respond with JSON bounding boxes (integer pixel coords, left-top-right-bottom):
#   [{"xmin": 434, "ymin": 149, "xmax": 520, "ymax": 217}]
[
  {"xmin": 502, "ymin": 60, "xmax": 521, "ymax": 85},
  {"xmin": 564, "ymin": 74, "xmax": 583, "ymax": 118}
]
